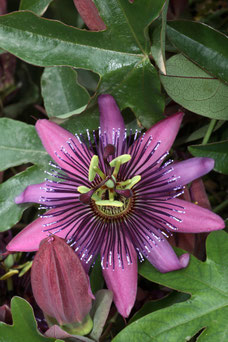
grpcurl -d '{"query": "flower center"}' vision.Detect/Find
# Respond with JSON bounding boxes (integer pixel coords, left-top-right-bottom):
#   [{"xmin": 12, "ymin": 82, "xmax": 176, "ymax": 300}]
[
  {"xmin": 92, "ymin": 196, "xmax": 133, "ymax": 219},
  {"xmin": 77, "ymin": 144, "xmax": 141, "ymax": 215}
]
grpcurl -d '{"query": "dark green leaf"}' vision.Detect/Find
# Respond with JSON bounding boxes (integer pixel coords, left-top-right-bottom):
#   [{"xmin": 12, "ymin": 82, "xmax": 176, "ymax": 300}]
[
  {"xmin": 160, "ymin": 54, "xmax": 228, "ymax": 120},
  {"xmin": 41, "ymin": 66, "xmax": 89, "ymax": 118},
  {"xmin": 0, "ymin": 0, "xmax": 165, "ymax": 125},
  {"xmin": 62, "ymin": 107, "xmax": 100, "ymax": 134},
  {"xmin": 94, "ymin": 0, "xmax": 166, "ymax": 54},
  {"xmin": 188, "ymin": 140, "xmax": 228, "ymax": 175},
  {"xmin": 167, "ymin": 20, "xmax": 228, "ymax": 83},
  {"xmin": 19, "ymin": 0, "xmax": 53, "ymax": 15},
  {"xmin": 3, "ymin": 65, "xmax": 40, "ymax": 118},
  {"xmin": 46, "ymin": 0, "xmax": 84, "ymax": 28},
  {"xmin": 0, "ymin": 118, "xmax": 49, "ymax": 171},
  {"xmin": 0, "ymin": 10, "xmax": 139, "ymax": 74},
  {"xmin": 0, "ymin": 165, "xmax": 46, "ymax": 231},
  {"xmin": 0, "ymin": 297, "xmax": 59, "ymax": 341},
  {"xmin": 151, "ymin": 0, "xmax": 169, "ymax": 74},
  {"xmin": 90, "ymin": 256, "xmax": 104, "ymax": 295},
  {"xmin": 98, "ymin": 58, "xmax": 164, "ymax": 128},
  {"xmin": 130, "ymin": 291, "xmax": 190, "ymax": 323},
  {"xmin": 176, "ymin": 120, "xmax": 225, "ymax": 145},
  {"xmin": 113, "ymin": 231, "xmax": 228, "ymax": 342}
]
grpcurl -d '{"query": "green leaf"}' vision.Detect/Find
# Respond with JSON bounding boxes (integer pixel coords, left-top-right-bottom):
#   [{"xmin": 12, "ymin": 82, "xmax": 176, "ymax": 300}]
[
  {"xmin": 19, "ymin": 0, "xmax": 53, "ymax": 16},
  {"xmin": 90, "ymin": 256, "xmax": 104, "ymax": 295},
  {"xmin": 62, "ymin": 107, "xmax": 100, "ymax": 134},
  {"xmin": 151, "ymin": 0, "xmax": 169, "ymax": 74},
  {"xmin": 90, "ymin": 290, "xmax": 113, "ymax": 341},
  {"xmin": 188, "ymin": 140, "xmax": 228, "ymax": 175},
  {"xmin": 160, "ymin": 54, "xmax": 228, "ymax": 120},
  {"xmin": 0, "ymin": 165, "xmax": 46, "ymax": 231},
  {"xmin": 94, "ymin": 0, "xmax": 166, "ymax": 54},
  {"xmin": 0, "ymin": 118, "xmax": 49, "ymax": 171},
  {"xmin": 47, "ymin": 0, "xmax": 84, "ymax": 28},
  {"xmin": 113, "ymin": 231, "xmax": 228, "ymax": 342},
  {"xmin": 41, "ymin": 66, "xmax": 90, "ymax": 118},
  {"xmin": 0, "ymin": 0, "xmax": 165, "ymax": 126},
  {"xmin": 3, "ymin": 65, "xmax": 40, "ymax": 118},
  {"xmin": 129, "ymin": 291, "xmax": 190, "ymax": 324},
  {"xmin": 176, "ymin": 120, "xmax": 225, "ymax": 145},
  {"xmin": 98, "ymin": 58, "xmax": 164, "ymax": 128},
  {"xmin": 0, "ymin": 297, "xmax": 59, "ymax": 341},
  {"xmin": 0, "ymin": 9, "xmax": 140, "ymax": 74},
  {"xmin": 167, "ymin": 21, "xmax": 228, "ymax": 83}
]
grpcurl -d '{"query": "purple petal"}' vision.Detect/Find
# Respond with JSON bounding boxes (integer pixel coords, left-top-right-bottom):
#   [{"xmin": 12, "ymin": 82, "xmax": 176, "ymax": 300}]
[
  {"xmin": 36, "ymin": 120, "xmax": 92, "ymax": 177},
  {"xmin": 101, "ymin": 236, "xmax": 137, "ymax": 317},
  {"xmin": 145, "ymin": 229, "xmax": 190, "ymax": 273},
  {"xmin": 152, "ymin": 157, "xmax": 215, "ymax": 192},
  {"xmin": 98, "ymin": 94, "xmax": 125, "ymax": 152},
  {"xmin": 128, "ymin": 112, "xmax": 183, "ymax": 175},
  {"xmin": 15, "ymin": 182, "xmax": 46, "ymax": 204},
  {"xmin": 15, "ymin": 182, "xmax": 78, "ymax": 206},
  {"xmin": 158, "ymin": 198, "xmax": 225, "ymax": 233},
  {"xmin": 6, "ymin": 209, "xmax": 79, "ymax": 252}
]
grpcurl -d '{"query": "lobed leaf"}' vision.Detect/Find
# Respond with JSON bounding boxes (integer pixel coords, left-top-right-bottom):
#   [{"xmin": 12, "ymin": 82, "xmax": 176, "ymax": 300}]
[
  {"xmin": 0, "ymin": 296, "xmax": 60, "ymax": 341},
  {"xmin": 0, "ymin": 0, "xmax": 166, "ymax": 126},
  {"xmin": 114, "ymin": 231, "xmax": 228, "ymax": 342}
]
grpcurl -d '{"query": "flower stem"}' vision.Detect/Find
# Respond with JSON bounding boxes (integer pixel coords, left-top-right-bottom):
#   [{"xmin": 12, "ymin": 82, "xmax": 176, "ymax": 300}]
[
  {"xmin": 202, "ymin": 119, "xmax": 217, "ymax": 145},
  {"xmin": 7, "ymin": 277, "xmax": 13, "ymax": 292},
  {"xmin": 213, "ymin": 199, "xmax": 228, "ymax": 213}
]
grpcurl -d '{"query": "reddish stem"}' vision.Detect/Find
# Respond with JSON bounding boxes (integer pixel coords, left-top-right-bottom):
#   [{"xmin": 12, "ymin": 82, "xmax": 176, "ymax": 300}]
[{"xmin": 73, "ymin": 0, "xmax": 106, "ymax": 31}]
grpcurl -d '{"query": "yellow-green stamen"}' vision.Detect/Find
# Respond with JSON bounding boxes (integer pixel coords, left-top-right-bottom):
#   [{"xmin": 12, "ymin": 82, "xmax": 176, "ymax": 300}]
[{"xmin": 78, "ymin": 153, "xmax": 141, "ymax": 209}]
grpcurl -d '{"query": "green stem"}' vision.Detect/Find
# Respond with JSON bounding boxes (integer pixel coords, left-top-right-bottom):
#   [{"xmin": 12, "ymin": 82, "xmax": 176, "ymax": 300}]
[
  {"xmin": 213, "ymin": 199, "xmax": 228, "ymax": 213},
  {"xmin": 7, "ymin": 277, "xmax": 13, "ymax": 292},
  {"xmin": 202, "ymin": 119, "xmax": 217, "ymax": 145}
]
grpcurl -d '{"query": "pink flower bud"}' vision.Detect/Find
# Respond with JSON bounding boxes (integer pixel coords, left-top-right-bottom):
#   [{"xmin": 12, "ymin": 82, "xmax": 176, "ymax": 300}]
[{"xmin": 31, "ymin": 236, "xmax": 93, "ymax": 326}]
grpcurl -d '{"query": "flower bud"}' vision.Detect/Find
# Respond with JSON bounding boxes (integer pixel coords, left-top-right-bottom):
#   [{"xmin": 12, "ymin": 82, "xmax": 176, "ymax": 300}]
[{"xmin": 31, "ymin": 236, "xmax": 93, "ymax": 326}]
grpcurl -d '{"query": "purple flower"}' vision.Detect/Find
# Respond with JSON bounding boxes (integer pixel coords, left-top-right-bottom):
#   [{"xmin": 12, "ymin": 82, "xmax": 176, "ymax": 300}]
[{"xmin": 7, "ymin": 95, "xmax": 224, "ymax": 317}]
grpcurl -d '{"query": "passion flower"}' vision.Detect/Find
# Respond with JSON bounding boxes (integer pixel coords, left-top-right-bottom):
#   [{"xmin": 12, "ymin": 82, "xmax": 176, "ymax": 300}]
[{"xmin": 7, "ymin": 94, "xmax": 224, "ymax": 317}]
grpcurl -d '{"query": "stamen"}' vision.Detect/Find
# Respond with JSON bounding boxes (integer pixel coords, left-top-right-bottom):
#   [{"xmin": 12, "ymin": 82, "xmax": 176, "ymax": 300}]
[
  {"xmin": 109, "ymin": 154, "xmax": 131, "ymax": 167},
  {"xmin": 96, "ymin": 200, "xmax": 124, "ymax": 207},
  {"xmin": 88, "ymin": 155, "xmax": 99, "ymax": 181},
  {"xmin": 78, "ymin": 186, "xmax": 91, "ymax": 193},
  {"xmin": 124, "ymin": 175, "xmax": 141, "ymax": 189}
]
